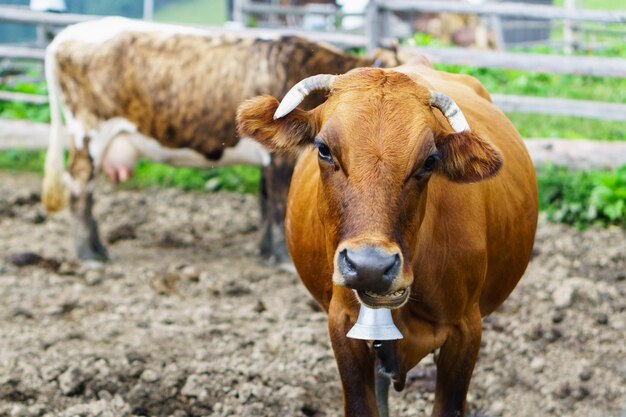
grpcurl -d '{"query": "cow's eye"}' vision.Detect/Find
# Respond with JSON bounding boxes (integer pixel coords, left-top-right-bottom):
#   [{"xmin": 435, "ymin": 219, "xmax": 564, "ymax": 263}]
[
  {"xmin": 421, "ymin": 153, "xmax": 440, "ymax": 173},
  {"xmin": 314, "ymin": 138, "xmax": 333, "ymax": 163}
]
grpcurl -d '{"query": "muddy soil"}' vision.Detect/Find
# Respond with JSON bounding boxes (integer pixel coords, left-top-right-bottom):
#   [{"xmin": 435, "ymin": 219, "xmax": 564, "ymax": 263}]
[{"xmin": 0, "ymin": 171, "xmax": 624, "ymax": 417}]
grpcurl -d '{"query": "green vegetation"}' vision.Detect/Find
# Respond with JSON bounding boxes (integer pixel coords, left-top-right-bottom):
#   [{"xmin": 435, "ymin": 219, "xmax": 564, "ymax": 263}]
[
  {"xmin": 538, "ymin": 165, "xmax": 626, "ymax": 227},
  {"xmin": 435, "ymin": 64, "xmax": 626, "ymax": 140},
  {"xmin": 2, "ymin": 148, "xmax": 625, "ymax": 227},
  {"xmin": 0, "ymin": 149, "xmax": 260, "ymax": 194},
  {"xmin": 154, "ymin": 0, "xmax": 227, "ymax": 25},
  {"xmin": 0, "ymin": 148, "xmax": 46, "ymax": 173},
  {"xmin": 126, "ymin": 161, "xmax": 260, "ymax": 194},
  {"xmin": 439, "ymin": 65, "xmax": 626, "ymax": 103},
  {"xmin": 0, "ymin": 81, "xmax": 50, "ymax": 123},
  {"xmin": 553, "ymin": 0, "xmax": 621, "ymax": 10},
  {"xmin": 506, "ymin": 114, "xmax": 626, "ymax": 141}
]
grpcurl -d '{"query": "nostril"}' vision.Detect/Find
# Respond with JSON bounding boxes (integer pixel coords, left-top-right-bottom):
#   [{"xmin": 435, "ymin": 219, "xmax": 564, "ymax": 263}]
[
  {"xmin": 339, "ymin": 249, "xmax": 356, "ymax": 275},
  {"xmin": 383, "ymin": 254, "xmax": 400, "ymax": 276},
  {"xmin": 343, "ymin": 249, "xmax": 356, "ymax": 272}
]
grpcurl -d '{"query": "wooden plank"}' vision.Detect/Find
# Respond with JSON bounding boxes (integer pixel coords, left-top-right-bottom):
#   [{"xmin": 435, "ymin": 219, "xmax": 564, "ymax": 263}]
[
  {"xmin": 0, "ymin": 29, "xmax": 365, "ymax": 64},
  {"xmin": 0, "ymin": 119, "xmax": 67, "ymax": 151},
  {"xmin": 1, "ymin": 120, "xmax": 624, "ymax": 171},
  {"xmin": 0, "ymin": 91, "xmax": 48, "ymax": 105},
  {"xmin": 379, "ymin": 0, "xmax": 626, "ymax": 24},
  {"xmin": 492, "ymin": 95, "xmax": 626, "ymax": 122},
  {"xmin": 400, "ymin": 46, "xmax": 626, "ymax": 78},
  {"xmin": 240, "ymin": 2, "xmax": 362, "ymax": 18},
  {"xmin": 525, "ymin": 139, "xmax": 626, "ymax": 170},
  {"xmin": 0, "ymin": 45, "xmax": 46, "ymax": 60},
  {"xmin": 186, "ymin": 25, "xmax": 368, "ymax": 48},
  {"xmin": 0, "ymin": 6, "xmax": 96, "ymax": 26}
]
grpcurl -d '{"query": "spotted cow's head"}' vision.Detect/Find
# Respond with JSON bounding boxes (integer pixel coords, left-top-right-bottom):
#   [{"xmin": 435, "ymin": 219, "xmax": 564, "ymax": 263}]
[{"xmin": 237, "ymin": 67, "xmax": 502, "ymax": 309}]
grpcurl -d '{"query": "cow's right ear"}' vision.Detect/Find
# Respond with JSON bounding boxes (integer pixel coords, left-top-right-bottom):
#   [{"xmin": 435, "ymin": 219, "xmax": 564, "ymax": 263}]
[{"xmin": 237, "ymin": 95, "xmax": 317, "ymax": 154}]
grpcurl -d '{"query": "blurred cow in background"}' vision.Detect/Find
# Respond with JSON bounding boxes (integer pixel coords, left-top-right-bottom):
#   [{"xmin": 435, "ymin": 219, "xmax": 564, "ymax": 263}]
[
  {"xmin": 42, "ymin": 16, "xmax": 399, "ymax": 263},
  {"xmin": 413, "ymin": 12, "xmax": 497, "ymax": 49}
]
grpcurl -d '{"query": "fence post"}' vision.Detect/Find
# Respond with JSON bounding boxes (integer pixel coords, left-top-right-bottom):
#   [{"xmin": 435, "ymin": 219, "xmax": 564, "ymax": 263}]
[
  {"xmin": 366, "ymin": 0, "xmax": 380, "ymax": 55},
  {"xmin": 232, "ymin": 0, "xmax": 244, "ymax": 24},
  {"xmin": 143, "ymin": 0, "xmax": 154, "ymax": 21},
  {"xmin": 563, "ymin": 0, "xmax": 575, "ymax": 54}
]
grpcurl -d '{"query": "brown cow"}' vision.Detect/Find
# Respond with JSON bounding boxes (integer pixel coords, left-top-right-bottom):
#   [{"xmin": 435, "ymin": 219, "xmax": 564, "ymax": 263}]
[
  {"xmin": 237, "ymin": 59, "xmax": 538, "ymax": 416},
  {"xmin": 42, "ymin": 17, "xmax": 398, "ymax": 262}
]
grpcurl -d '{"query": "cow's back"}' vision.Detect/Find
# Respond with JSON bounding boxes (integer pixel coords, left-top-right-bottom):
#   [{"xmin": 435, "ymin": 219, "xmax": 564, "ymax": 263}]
[{"xmin": 54, "ymin": 25, "xmax": 377, "ymax": 159}]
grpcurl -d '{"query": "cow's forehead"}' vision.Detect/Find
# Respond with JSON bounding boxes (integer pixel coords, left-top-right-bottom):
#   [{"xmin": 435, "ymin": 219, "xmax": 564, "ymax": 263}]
[
  {"xmin": 318, "ymin": 69, "xmax": 436, "ymax": 172},
  {"xmin": 331, "ymin": 68, "xmax": 432, "ymax": 100},
  {"xmin": 321, "ymin": 68, "xmax": 434, "ymax": 131}
]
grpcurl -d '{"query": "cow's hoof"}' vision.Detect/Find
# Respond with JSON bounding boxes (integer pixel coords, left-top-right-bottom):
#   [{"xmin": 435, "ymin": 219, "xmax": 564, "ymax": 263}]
[
  {"xmin": 77, "ymin": 244, "xmax": 109, "ymax": 262},
  {"xmin": 277, "ymin": 260, "xmax": 296, "ymax": 274}
]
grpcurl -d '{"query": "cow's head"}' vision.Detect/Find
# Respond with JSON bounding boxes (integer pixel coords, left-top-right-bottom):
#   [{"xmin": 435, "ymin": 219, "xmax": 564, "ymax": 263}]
[{"xmin": 237, "ymin": 68, "xmax": 502, "ymax": 309}]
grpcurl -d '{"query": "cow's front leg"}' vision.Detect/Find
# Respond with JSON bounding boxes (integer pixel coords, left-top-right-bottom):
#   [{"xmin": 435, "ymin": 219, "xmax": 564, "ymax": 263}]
[
  {"xmin": 328, "ymin": 296, "xmax": 379, "ymax": 417},
  {"xmin": 431, "ymin": 309, "xmax": 482, "ymax": 417},
  {"xmin": 68, "ymin": 143, "xmax": 108, "ymax": 262}
]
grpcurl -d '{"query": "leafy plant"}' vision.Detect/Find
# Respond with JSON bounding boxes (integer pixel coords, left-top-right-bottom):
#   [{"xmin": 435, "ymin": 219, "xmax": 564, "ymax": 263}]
[
  {"xmin": 126, "ymin": 160, "xmax": 261, "ymax": 194},
  {"xmin": 0, "ymin": 81, "xmax": 51, "ymax": 123},
  {"xmin": 538, "ymin": 165, "xmax": 626, "ymax": 227},
  {"xmin": 0, "ymin": 148, "xmax": 47, "ymax": 173}
]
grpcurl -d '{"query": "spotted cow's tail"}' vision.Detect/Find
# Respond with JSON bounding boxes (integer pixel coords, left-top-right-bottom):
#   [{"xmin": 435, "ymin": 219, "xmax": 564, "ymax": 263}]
[{"xmin": 41, "ymin": 37, "xmax": 68, "ymax": 213}]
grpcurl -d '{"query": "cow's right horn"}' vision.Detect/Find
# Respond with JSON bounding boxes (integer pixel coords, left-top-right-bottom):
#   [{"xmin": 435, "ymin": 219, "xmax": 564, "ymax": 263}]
[
  {"xmin": 429, "ymin": 92, "xmax": 470, "ymax": 133},
  {"xmin": 274, "ymin": 74, "xmax": 337, "ymax": 120}
]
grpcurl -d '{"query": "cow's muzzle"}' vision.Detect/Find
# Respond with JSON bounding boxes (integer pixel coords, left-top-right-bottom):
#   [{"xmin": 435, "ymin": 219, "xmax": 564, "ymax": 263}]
[{"xmin": 335, "ymin": 245, "xmax": 409, "ymax": 308}]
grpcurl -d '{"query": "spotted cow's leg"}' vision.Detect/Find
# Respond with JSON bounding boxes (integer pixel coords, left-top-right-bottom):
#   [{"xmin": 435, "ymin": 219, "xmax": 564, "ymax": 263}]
[
  {"xmin": 431, "ymin": 308, "xmax": 482, "ymax": 417},
  {"xmin": 259, "ymin": 154, "xmax": 294, "ymax": 265},
  {"xmin": 328, "ymin": 294, "xmax": 380, "ymax": 417},
  {"xmin": 258, "ymin": 165, "xmax": 272, "ymax": 258},
  {"xmin": 68, "ymin": 139, "xmax": 109, "ymax": 261}
]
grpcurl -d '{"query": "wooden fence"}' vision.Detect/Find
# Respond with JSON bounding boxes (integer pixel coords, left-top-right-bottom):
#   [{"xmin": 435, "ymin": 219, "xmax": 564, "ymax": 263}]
[
  {"xmin": 237, "ymin": 0, "xmax": 626, "ymax": 121},
  {"xmin": 1, "ymin": 2, "xmax": 625, "ymax": 122}
]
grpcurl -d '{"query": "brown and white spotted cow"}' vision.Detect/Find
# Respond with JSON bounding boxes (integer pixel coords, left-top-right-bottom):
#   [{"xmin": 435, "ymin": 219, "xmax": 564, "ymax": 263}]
[{"xmin": 42, "ymin": 17, "xmax": 398, "ymax": 262}]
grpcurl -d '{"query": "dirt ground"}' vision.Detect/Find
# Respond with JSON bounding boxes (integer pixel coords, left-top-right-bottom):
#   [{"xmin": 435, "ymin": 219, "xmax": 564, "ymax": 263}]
[{"xmin": 0, "ymin": 171, "xmax": 624, "ymax": 417}]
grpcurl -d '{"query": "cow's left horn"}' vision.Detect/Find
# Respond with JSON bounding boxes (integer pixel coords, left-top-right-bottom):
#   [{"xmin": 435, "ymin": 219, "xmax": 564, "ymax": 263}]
[
  {"xmin": 274, "ymin": 74, "xmax": 337, "ymax": 119},
  {"xmin": 429, "ymin": 92, "xmax": 470, "ymax": 132}
]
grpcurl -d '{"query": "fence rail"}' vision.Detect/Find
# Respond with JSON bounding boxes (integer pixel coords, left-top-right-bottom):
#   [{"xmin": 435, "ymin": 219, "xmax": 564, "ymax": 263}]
[
  {"xmin": 491, "ymin": 95, "xmax": 626, "ymax": 122},
  {"xmin": 0, "ymin": 91, "xmax": 48, "ymax": 105},
  {"xmin": 0, "ymin": 45, "xmax": 46, "ymax": 60},
  {"xmin": 0, "ymin": 6, "xmax": 95, "ymax": 25},
  {"xmin": 400, "ymin": 46, "xmax": 626, "ymax": 78},
  {"xmin": 240, "ymin": 3, "xmax": 361, "ymax": 18},
  {"xmin": 1, "ymin": 3, "xmax": 625, "ymax": 124},
  {"xmin": 377, "ymin": 0, "xmax": 626, "ymax": 24}
]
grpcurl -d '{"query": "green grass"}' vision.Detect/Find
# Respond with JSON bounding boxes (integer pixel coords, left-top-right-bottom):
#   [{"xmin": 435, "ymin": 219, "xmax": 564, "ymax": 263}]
[
  {"xmin": 3, "ymin": 148, "xmax": 624, "ymax": 227},
  {"xmin": 507, "ymin": 114, "xmax": 626, "ymax": 141},
  {"xmin": 438, "ymin": 65, "xmax": 626, "ymax": 103},
  {"xmin": 154, "ymin": 0, "xmax": 227, "ymax": 25},
  {"xmin": 0, "ymin": 148, "xmax": 46, "ymax": 174},
  {"xmin": 126, "ymin": 160, "xmax": 260, "ymax": 194},
  {"xmin": 0, "ymin": 148, "xmax": 260, "ymax": 194},
  {"xmin": 435, "ymin": 65, "xmax": 626, "ymax": 141},
  {"xmin": 0, "ymin": 81, "xmax": 50, "ymax": 123},
  {"xmin": 553, "ymin": 0, "xmax": 623, "ymax": 9},
  {"xmin": 538, "ymin": 164, "xmax": 626, "ymax": 227}
]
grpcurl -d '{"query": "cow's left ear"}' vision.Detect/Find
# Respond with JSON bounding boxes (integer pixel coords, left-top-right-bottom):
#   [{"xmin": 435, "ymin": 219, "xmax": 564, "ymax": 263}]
[
  {"xmin": 237, "ymin": 95, "xmax": 318, "ymax": 154},
  {"xmin": 435, "ymin": 130, "xmax": 503, "ymax": 183}
]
